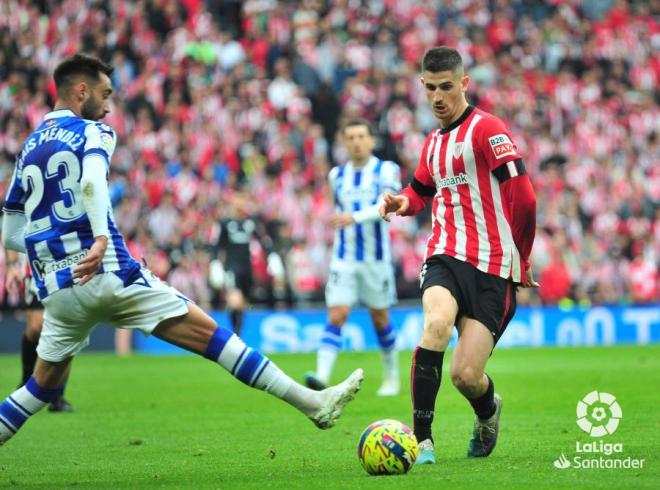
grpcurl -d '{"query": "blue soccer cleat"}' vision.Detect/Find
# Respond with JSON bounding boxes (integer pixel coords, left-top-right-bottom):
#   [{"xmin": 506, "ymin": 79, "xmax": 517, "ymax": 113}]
[
  {"xmin": 467, "ymin": 393, "xmax": 502, "ymax": 457},
  {"xmin": 416, "ymin": 438, "xmax": 436, "ymax": 464}
]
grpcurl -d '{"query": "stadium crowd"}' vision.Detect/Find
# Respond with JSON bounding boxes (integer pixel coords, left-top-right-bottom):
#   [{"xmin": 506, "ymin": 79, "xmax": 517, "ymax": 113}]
[{"xmin": 0, "ymin": 0, "xmax": 658, "ymax": 310}]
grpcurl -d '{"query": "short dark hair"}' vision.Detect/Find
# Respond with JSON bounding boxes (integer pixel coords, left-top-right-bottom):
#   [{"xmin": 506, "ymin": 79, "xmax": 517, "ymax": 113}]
[
  {"xmin": 422, "ymin": 47, "xmax": 463, "ymax": 74},
  {"xmin": 342, "ymin": 118, "xmax": 374, "ymax": 136},
  {"xmin": 53, "ymin": 53, "xmax": 114, "ymax": 93}
]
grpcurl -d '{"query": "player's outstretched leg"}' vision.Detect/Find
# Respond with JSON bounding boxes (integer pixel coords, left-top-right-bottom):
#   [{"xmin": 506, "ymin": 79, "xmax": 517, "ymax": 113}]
[
  {"xmin": 154, "ymin": 304, "xmax": 363, "ymax": 429},
  {"xmin": 204, "ymin": 326, "xmax": 363, "ymax": 429}
]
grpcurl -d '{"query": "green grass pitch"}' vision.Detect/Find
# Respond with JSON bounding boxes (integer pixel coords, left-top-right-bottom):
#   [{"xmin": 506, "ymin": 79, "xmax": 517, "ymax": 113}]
[{"xmin": 0, "ymin": 345, "xmax": 657, "ymax": 489}]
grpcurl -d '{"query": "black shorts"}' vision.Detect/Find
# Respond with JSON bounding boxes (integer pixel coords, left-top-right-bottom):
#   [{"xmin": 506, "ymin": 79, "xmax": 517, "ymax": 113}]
[
  {"xmin": 225, "ymin": 266, "xmax": 253, "ymax": 299},
  {"xmin": 420, "ymin": 255, "xmax": 516, "ymax": 344}
]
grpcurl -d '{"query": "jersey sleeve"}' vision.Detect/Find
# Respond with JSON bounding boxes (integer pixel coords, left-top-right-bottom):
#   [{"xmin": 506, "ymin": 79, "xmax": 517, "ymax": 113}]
[
  {"xmin": 328, "ymin": 165, "xmax": 341, "ymax": 209},
  {"xmin": 473, "ymin": 116, "xmax": 522, "ymax": 170},
  {"xmin": 400, "ymin": 132, "xmax": 437, "ymax": 216},
  {"xmin": 476, "ymin": 116, "xmax": 536, "ymax": 271},
  {"xmin": 2, "ymin": 158, "xmax": 25, "ymax": 214},
  {"xmin": 352, "ymin": 161, "xmax": 402, "ymax": 224},
  {"xmin": 83, "ymin": 122, "xmax": 116, "ymax": 167},
  {"xmin": 328, "ymin": 166, "xmax": 339, "ymax": 194},
  {"xmin": 381, "ymin": 161, "xmax": 402, "ymax": 194}
]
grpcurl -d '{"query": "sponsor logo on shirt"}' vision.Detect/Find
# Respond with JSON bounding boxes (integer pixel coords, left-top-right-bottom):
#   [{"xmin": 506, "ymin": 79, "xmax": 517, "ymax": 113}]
[
  {"xmin": 31, "ymin": 250, "xmax": 88, "ymax": 281},
  {"xmin": 489, "ymin": 133, "xmax": 516, "ymax": 159},
  {"xmin": 437, "ymin": 173, "xmax": 468, "ymax": 189}
]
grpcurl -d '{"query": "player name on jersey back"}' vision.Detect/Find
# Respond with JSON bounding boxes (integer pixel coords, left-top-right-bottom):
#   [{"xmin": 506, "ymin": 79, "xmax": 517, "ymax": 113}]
[{"xmin": 19, "ymin": 125, "xmax": 85, "ymax": 161}]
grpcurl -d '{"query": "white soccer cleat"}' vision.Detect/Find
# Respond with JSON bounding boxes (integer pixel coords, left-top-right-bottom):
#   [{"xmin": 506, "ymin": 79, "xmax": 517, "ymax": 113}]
[
  {"xmin": 309, "ymin": 368, "xmax": 364, "ymax": 429},
  {"xmin": 376, "ymin": 376, "xmax": 400, "ymax": 397}
]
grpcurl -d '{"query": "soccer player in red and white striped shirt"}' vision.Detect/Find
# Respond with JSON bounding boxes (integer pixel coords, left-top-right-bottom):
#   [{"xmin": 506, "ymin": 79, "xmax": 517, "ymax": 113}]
[{"xmin": 380, "ymin": 47, "xmax": 538, "ymax": 463}]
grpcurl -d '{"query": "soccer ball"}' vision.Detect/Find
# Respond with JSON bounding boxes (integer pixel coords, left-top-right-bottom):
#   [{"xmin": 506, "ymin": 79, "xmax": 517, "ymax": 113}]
[{"xmin": 357, "ymin": 419, "xmax": 418, "ymax": 475}]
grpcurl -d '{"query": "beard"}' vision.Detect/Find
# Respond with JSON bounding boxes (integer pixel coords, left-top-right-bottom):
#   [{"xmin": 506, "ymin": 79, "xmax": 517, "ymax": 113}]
[{"xmin": 80, "ymin": 97, "xmax": 104, "ymax": 120}]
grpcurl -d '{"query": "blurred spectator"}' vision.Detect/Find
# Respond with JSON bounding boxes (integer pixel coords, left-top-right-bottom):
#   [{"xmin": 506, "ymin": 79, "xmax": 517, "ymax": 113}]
[{"xmin": 0, "ymin": 0, "xmax": 658, "ymax": 311}]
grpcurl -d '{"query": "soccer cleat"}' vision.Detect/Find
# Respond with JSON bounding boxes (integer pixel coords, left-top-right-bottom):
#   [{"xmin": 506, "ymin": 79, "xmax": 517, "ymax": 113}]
[
  {"xmin": 376, "ymin": 376, "xmax": 400, "ymax": 397},
  {"xmin": 304, "ymin": 372, "xmax": 328, "ymax": 391},
  {"xmin": 309, "ymin": 368, "xmax": 363, "ymax": 429},
  {"xmin": 416, "ymin": 438, "xmax": 436, "ymax": 464},
  {"xmin": 467, "ymin": 393, "xmax": 502, "ymax": 457},
  {"xmin": 48, "ymin": 397, "xmax": 74, "ymax": 413}
]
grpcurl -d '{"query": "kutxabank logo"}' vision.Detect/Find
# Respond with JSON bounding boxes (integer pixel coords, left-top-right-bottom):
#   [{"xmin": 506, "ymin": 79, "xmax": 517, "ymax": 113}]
[
  {"xmin": 576, "ymin": 390, "xmax": 622, "ymax": 437},
  {"xmin": 553, "ymin": 391, "xmax": 646, "ymax": 470}
]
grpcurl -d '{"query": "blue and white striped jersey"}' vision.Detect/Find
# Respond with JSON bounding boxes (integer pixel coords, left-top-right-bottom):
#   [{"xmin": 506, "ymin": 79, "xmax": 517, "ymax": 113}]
[
  {"xmin": 2, "ymin": 109, "xmax": 140, "ymax": 299},
  {"xmin": 329, "ymin": 156, "xmax": 401, "ymax": 263}
]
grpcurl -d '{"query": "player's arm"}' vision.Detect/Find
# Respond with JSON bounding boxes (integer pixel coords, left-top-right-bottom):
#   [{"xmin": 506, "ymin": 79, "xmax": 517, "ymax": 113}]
[
  {"xmin": 74, "ymin": 124, "xmax": 115, "ymax": 285},
  {"xmin": 1, "ymin": 161, "xmax": 27, "ymax": 253},
  {"xmin": 327, "ymin": 166, "xmax": 355, "ymax": 228},
  {"xmin": 1, "ymin": 213, "xmax": 27, "ymax": 253},
  {"xmin": 380, "ymin": 135, "xmax": 436, "ymax": 221},
  {"xmin": 73, "ymin": 153, "xmax": 109, "ymax": 285},
  {"xmin": 495, "ymin": 160, "xmax": 537, "ymax": 276},
  {"xmin": 351, "ymin": 162, "xmax": 403, "ymax": 225},
  {"xmin": 477, "ymin": 118, "xmax": 538, "ymax": 286},
  {"xmin": 3, "ymin": 249, "xmax": 24, "ymax": 289}
]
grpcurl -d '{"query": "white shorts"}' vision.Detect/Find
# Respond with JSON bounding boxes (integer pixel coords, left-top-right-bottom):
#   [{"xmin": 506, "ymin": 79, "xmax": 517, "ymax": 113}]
[
  {"xmin": 325, "ymin": 260, "xmax": 397, "ymax": 309},
  {"xmin": 38, "ymin": 268, "xmax": 189, "ymax": 362}
]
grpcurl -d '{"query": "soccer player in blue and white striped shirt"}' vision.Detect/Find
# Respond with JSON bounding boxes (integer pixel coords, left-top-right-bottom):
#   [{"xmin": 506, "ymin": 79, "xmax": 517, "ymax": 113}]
[
  {"xmin": 305, "ymin": 120, "xmax": 402, "ymax": 396},
  {"xmin": 0, "ymin": 54, "xmax": 362, "ymax": 447}
]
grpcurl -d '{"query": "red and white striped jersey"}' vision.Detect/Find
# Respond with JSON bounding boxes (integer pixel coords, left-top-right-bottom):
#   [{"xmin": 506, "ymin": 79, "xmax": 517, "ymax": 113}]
[{"xmin": 403, "ymin": 106, "xmax": 535, "ymax": 283}]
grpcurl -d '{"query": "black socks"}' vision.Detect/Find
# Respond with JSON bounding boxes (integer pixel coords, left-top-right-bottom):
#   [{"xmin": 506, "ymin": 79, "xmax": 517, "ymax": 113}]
[
  {"xmin": 229, "ymin": 309, "xmax": 244, "ymax": 334},
  {"xmin": 468, "ymin": 374, "xmax": 496, "ymax": 420},
  {"xmin": 20, "ymin": 334, "xmax": 39, "ymax": 386},
  {"xmin": 411, "ymin": 347, "xmax": 445, "ymax": 443}
]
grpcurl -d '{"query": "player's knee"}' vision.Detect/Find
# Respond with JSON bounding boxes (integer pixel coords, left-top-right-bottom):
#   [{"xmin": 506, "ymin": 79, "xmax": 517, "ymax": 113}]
[
  {"xmin": 450, "ymin": 365, "xmax": 481, "ymax": 394},
  {"xmin": 226, "ymin": 289, "xmax": 244, "ymax": 309},
  {"xmin": 329, "ymin": 312, "xmax": 348, "ymax": 326},
  {"xmin": 424, "ymin": 315, "xmax": 453, "ymax": 344},
  {"xmin": 328, "ymin": 306, "xmax": 350, "ymax": 326},
  {"xmin": 370, "ymin": 310, "xmax": 389, "ymax": 329},
  {"xmin": 25, "ymin": 321, "xmax": 43, "ymax": 341}
]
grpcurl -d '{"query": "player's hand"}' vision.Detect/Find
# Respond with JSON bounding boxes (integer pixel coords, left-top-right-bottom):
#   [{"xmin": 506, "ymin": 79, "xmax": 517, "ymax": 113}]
[
  {"xmin": 519, "ymin": 267, "xmax": 540, "ymax": 288},
  {"xmin": 379, "ymin": 193, "xmax": 409, "ymax": 222},
  {"xmin": 329, "ymin": 214, "xmax": 355, "ymax": 228},
  {"xmin": 74, "ymin": 236, "xmax": 108, "ymax": 286}
]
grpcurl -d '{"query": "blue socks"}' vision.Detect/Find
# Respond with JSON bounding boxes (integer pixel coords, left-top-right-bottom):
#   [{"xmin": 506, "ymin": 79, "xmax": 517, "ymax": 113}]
[
  {"xmin": 0, "ymin": 376, "xmax": 63, "ymax": 446},
  {"xmin": 204, "ymin": 327, "xmax": 292, "ymax": 397},
  {"xmin": 376, "ymin": 323, "xmax": 396, "ymax": 351}
]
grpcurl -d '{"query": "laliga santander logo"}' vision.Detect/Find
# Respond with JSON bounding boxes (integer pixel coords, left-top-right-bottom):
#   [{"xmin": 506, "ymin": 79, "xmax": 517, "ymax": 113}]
[
  {"xmin": 553, "ymin": 391, "xmax": 644, "ymax": 470},
  {"xmin": 576, "ymin": 391, "xmax": 622, "ymax": 437}
]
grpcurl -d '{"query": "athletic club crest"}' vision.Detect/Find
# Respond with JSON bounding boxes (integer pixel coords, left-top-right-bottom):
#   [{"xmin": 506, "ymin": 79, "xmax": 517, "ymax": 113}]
[{"xmin": 452, "ymin": 142, "xmax": 464, "ymax": 159}]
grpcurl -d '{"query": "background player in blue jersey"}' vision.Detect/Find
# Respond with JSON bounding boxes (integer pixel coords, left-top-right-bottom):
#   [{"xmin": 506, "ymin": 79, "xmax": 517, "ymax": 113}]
[
  {"xmin": 4, "ymin": 250, "xmax": 73, "ymax": 412},
  {"xmin": 0, "ymin": 53, "xmax": 362, "ymax": 447},
  {"xmin": 305, "ymin": 120, "xmax": 402, "ymax": 397}
]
